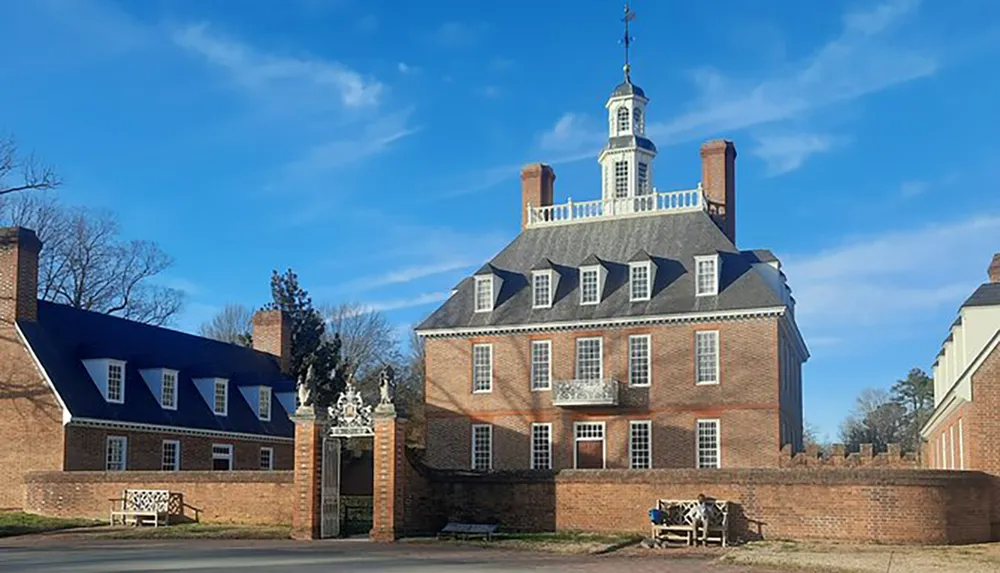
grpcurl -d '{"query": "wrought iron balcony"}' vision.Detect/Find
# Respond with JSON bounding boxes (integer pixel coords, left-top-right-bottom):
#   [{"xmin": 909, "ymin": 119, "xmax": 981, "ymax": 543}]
[{"xmin": 552, "ymin": 379, "xmax": 619, "ymax": 407}]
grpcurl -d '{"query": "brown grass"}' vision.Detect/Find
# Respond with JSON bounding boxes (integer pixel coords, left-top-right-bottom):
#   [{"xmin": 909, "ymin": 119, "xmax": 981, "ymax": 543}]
[{"xmin": 721, "ymin": 540, "xmax": 1000, "ymax": 573}]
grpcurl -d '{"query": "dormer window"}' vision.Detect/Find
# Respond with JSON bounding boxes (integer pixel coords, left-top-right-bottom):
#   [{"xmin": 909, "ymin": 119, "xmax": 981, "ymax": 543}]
[
  {"xmin": 213, "ymin": 379, "xmax": 228, "ymax": 416},
  {"xmin": 474, "ymin": 276, "xmax": 494, "ymax": 313},
  {"xmin": 259, "ymin": 387, "xmax": 272, "ymax": 421},
  {"xmin": 616, "ymin": 106, "xmax": 630, "ymax": 134},
  {"xmin": 580, "ymin": 267, "xmax": 600, "ymax": 305},
  {"xmin": 107, "ymin": 362, "xmax": 125, "ymax": 403},
  {"xmin": 532, "ymin": 270, "xmax": 553, "ymax": 309},
  {"xmin": 161, "ymin": 370, "xmax": 177, "ymax": 410},
  {"xmin": 695, "ymin": 254, "xmax": 720, "ymax": 297},
  {"xmin": 633, "ymin": 107, "xmax": 643, "ymax": 134},
  {"xmin": 630, "ymin": 262, "xmax": 651, "ymax": 302}
]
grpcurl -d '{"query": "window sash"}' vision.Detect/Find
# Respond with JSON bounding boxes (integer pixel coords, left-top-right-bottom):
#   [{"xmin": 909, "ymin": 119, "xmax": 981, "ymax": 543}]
[
  {"xmin": 630, "ymin": 421, "xmax": 652, "ymax": 469},
  {"xmin": 472, "ymin": 344, "xmax": 493, "ymax": 393},
  {"xmin": 616, "ymin": 107, "xmax": 630, "ymax": 133},
  {"xmin": 260, "ymin": 447, "xmax": 274, "ymax": 471},
  {"xmin": 575, "ymin": 338, "xmax": 603, "ymax": 381},
  {"xmin": 695, "ymin": 331, "xmax": 719, "ymax": 385},
  {"xmin": 474, "ymin": 277, "xmax": 493, "ymax": 312},
  {"xmin": 161, "ymin": 440, "xmax": 179, "ymax": 471},
  {"xmin": 161, "ymin": 372, "xmax": 177, "ymax": 409},
  {"xmin": 697, "ymin": 420, "xmax": 720, "ymax": 469},
  {"xmin": 630, "ymin": 263, "xmax": 650, "ymax": 301},
  {"xmin": 471, "ymin": 425, "xmax": 492, "ymax": 471},
  {"xmin": 696, "ymin": 258, "xmax": 718, "ymax": 296},
  {"xmin": 214, "ymin": 380, "xmax": 228, "ymax": 414},
  {"xmin": 530, "ymin": 341, "xmax": 551, "ymax": 391},
  {"xmin": 637, "ymin": 162, "xmax": 648, "ymax": 194},
  {"xmin": 107, "ymin": 363, "xmax": 123, "ymax": 403},
  {"xmin": 212, "ymin": 444, "xmax": 233, "ymax": 471},
  {"xmin": 106, "ymin": 436, "xmax": 127, "ymax": 471},
  {"xmin": 614, "ymin": 161, "xmax": 629, "ymax": 198},
  {"xmin": 532, "ymin": 272, "xmax": 551, "ymax": 308},
  {"xmin": 531, "ymin": 423, "xmax": 552, "ymax": 470},
  {"xmin": 628, "ymin": 335, "xmax": 650, "ymax": 387},
  {"xmin": 580, "ymin": 268, "xmax": 600, "ymax": 304},
  {"xmin": 259, "ymin": 388, "xmax": 272, "ymax": 421}
]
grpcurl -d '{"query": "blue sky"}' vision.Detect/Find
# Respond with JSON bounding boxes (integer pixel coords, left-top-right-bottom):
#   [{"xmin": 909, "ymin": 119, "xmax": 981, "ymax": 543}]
[{"xmin": 2, "ymin": 0, "xmax": 999, "ymax": 440}]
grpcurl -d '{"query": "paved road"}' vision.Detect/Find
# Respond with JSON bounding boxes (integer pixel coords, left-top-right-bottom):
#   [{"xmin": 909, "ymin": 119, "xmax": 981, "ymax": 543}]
[{"xmin": 0, "ymin": 538, "xmax": 774, "ymax": 572}]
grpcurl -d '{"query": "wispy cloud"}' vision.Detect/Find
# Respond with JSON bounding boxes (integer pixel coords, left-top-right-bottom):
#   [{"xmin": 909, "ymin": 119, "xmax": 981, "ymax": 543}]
[
  {"xmin": 538, "ymin": 113, "xmax": 604, "ymax": 154},
  {"xmin": 899, "ymin": 180, "xmax": 930, "ymax": 199},
  {"xmin": 423, "ymin": 21, "xmax": 487, "ymax": 47},
  {"xmin": 752, "ymin": 133, "xmax": 845, "ymax": 176},
  {"xmin": 342, "ymin": 259, "xmax": 477, "ymax": 291},
  {"xmin": 352, "ymin": 292, "xmax": 451, "ymax": 314},
  {"xmin": 287, "ymin": 108, "xmax": 421, "ymax": 176},
  {"xmin": 397, "ymin": 62, "xmax": 419, "ymax": 75}
]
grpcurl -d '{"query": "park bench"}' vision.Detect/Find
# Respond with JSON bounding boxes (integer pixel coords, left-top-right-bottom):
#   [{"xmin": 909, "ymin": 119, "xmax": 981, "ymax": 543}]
[
  {"xmin": 438, "ymin": 522, "xmax": 499, "ymax": 541},
  {"xmin": 650, "ymin": 499, "xmax": 729, "ymax": 547},
  {"xmin": 109, "ymin": 489, "xmax": 171, "ymax": 527}
]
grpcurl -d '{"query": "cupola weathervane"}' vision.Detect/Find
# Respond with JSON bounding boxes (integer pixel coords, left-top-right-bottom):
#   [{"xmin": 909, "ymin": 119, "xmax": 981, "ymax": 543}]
[{"xmin": 621, "ymin": 3, "xmax": 637, "ymax": 81}]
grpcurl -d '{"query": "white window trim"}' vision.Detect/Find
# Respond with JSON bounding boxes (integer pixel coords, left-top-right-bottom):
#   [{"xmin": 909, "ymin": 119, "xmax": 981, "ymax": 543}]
[
  {"xmin": 575, "ymin": 337, "xmax": 604, "ymax": 380},
  {"xmin": 695, "ymin": 330, "xmax": 721, "ymax": 386},
  {"xmin": 260, "ymin": 446, "xmax": 274, "ymax": 471},
  {"xmin": 106, "ymin": 435, "xmax": 127, "ymax": 471},
  {"xmin": 629, "ymin": 262, "xmax": 652, "ymax": 302},
  {"xmin": 212, "ymin": 443, "xmax": 234, "ymax": 471},
  {"xmin": 474, "ymin": 276, "xmax": 494, "ymax": 313},
  {"xmin": 471, "ymin": 424, "xmax": 493, "ymax": 471},
  {"xmin": 530, "ymin": 422, "xmax": 553, "ymax": 470},
  {"xmin": 214, "ymin": 379, "xmax": 228, "ymax": 416},
  {"xmin": 694, "ymin": 254, "xmax": 720, "ymax": 297},
  {"xmin": 949, "ymin": 425, "xmax": 956, "ymax": 470},
  {"xmin": 629, "ymin": 420, "xmax": 652, "ymax": 469},
  {"xmin": 106, "ymin": 360, "xmax": 126, "ymax": 404},
  {"xmin": 532, "ymin": 270, "xmax": 554, "ymax": 309},
  {"xmin": 572, "ymin": 421, "xmax": 607, "ymax": 469},
  {"xmin": 258, "ymin": 386, "xmax": 272, "ymax": 421},
  {"xmin": 959, "ymin": 418, "xmax": 965, "ymax": 470},
  {"xmin": 696, "ymin": 418, "xmax": 721, "ymax": 469},
  {"xmin": 471, "ymin": 344, "xmax": 493, "ymax": 394},
  {"xmin": 161, "ymin": 369, "xmax": 178, "ymax": 411},
  {"xmin": 530, "ymin": 340, "xmax": 552, "ymax": 392},
  {"xmin": 579, "ymin": 266, "xmax": 601, "ymax": 305},
  {"xmin": 162, "ymin": 439, "xmax": 180, "ymax": 471},
  {"xmin": 628, "ymin": 334, "xmax": 652, "ymax": 387}
]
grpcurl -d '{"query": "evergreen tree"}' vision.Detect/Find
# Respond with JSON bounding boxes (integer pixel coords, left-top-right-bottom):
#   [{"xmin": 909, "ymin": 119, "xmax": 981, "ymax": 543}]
[{"xmin": 890, "ymin": 368, "xmax": 934, "ymax": 453}]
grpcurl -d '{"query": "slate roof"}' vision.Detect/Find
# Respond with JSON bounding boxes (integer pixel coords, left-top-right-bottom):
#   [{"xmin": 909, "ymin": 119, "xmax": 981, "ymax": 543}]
[
  {"xmin": 18, "ymin": 301, "xmax": 295, "ymax": 438},
  {"xmin": 612, "ymin": 81, "xmax": 646, "ymax": 98},
  {"xmin": 962, "ymin": 283, "xmax": 1000, "ymax": 308},
  {"xmin": 417, "ymin": 210, "xmax": 789, "ymax": 331},
  {"xmin": 605, "ymin": 135, "xmax": 657, "ymax": 153}
]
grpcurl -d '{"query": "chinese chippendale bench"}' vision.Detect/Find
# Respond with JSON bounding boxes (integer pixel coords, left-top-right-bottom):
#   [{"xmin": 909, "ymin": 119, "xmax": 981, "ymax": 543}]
[
  {"xmin": 109, "ymin": 489, "xmax": 171, "ymax": 527},
  {"xmin": 650, "ymin": 499, "xmax": 729, "ymax": 547},
  {"xmin": 438, "ymin": 522, "xmax": 499, "ymax": 541}
]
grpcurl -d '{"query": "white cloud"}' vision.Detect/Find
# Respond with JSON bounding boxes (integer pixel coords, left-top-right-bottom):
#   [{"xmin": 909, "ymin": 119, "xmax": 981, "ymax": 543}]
[
  {"xmin": 424, "ymin": 21, "xmax": 487, "ymax": 47},
  {"xmin": 287, "ymin": 108, "xmax": 421, "ymax": 176},
  {"xmin": 344, "ymin": 260, "xmax": 476, "ymax": 291},
  {"xmin": 358, "ymin": 292, "xmax": 451, "ymax": 314},
  {"xmin": 899, "ymin": 180, "xmax": 930, "ymax": 198},
  {"xmin": 538, "ymin": 113, "xmax": 603, "ymax": 153},
  {"xmin": 752, "ymin": 133, "xmax": 844, "ymax": 176},
  {"xmin": 397, "ymin": 62, "xmax": 419, "ymax": 74},
  {"xmin": 173, "ymin": 22, "xmax": 383, "ymax": 108}
]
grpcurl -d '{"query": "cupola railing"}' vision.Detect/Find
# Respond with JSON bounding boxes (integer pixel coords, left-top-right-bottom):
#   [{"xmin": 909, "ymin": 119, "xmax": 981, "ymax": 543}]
[{"xmin": 526, "ymin": 185, "xmax": 706, "ymax": 229}]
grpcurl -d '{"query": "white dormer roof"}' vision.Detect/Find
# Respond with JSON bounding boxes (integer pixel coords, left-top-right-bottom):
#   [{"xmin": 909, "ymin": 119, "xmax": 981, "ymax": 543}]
[
  {"xmin": 139, "ymin": 368, "xmax": 179, "ymax": 410},
  {"xmin": 192, "ymin": 377, "xmax": 229, "ymax": 416},
  {"xmin": 81, "ymin": 358, "xmax": 126, "ymax": 404}
]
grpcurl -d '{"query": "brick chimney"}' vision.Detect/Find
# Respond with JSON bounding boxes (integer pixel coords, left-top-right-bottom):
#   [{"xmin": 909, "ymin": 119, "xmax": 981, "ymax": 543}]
[
  {"xmin": 521, "ymin": 163, "xmax": 555, "ymax": 230},
  {"xmin": 700, "ymin": 140, "xmax": 737, "ymax": 244},
  {"xmin": 0, "ymin": 227, "xmax": 41, "ymax": 325},
  {"xmin": 989, "ymin": 253, "xmax": 1000, "ymax": 283},
  {"xmin": 253, "ymin": 309, "xmax": 292, "ymax": 374}
]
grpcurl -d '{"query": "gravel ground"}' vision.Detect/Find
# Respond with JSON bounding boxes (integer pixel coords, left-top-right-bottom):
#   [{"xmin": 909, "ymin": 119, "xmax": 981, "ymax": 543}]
[{"xmin": 720, "ymin": 541, "xmax": 1000, "ymax": 573}]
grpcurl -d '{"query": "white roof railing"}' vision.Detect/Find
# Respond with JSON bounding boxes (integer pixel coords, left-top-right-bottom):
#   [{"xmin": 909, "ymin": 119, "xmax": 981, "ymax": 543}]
[{"xmin": 526, "ymin": 185, "xmax": 706, "ymax": 229}]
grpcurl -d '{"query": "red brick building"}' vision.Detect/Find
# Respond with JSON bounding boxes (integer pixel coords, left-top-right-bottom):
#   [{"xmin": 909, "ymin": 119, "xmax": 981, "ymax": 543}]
[
  {"xmin": 922, "ymin": 253, "xmax": 1000, "ymax": 474},
  {"xmin": 416, "ymin": 72, "xmax": 808, "ymax": 471},
  {"xmin": 0, "ymin": 227, "xmax": 295, "ymax": 510}
]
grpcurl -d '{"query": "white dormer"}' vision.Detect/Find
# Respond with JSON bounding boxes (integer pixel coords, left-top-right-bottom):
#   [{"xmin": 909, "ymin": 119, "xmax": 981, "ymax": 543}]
[
  {"xmin": 694, "ymin": 254, "xmax": 720, "ymax": 297},
  {"xmin": 578, "ymin": 255, "xmax": 608, "ymax": 305},
  {"xmin": 629, "ymin": 261, "xmax": 652, "ymax": 302},
  {"xmin": 275, "ymin": 389, "xmax": 296, "ymax": 414},
  {"xmin": 239, "ymin": 385, "xmax": 272, "ymax": 421},
  {"xmin": 473, "ymin": 264, "xmax": 504, "ymax": 313},
  {"xmin": 82, "ymin": 359, "xmax": 127, "ymax": 404},
  {"xmin": 193, "ymin": 377, "xmax": 229, "ymax": 416},
  {"xmin": 139, "ymin": 368, "xmax": 179, "ymax": 410}
]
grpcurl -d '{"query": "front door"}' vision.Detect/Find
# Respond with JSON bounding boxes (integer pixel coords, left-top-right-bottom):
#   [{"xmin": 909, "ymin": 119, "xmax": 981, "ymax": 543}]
[{"xmin": 321, "ymin": 437, "xmax": 341, "ymax": 538}]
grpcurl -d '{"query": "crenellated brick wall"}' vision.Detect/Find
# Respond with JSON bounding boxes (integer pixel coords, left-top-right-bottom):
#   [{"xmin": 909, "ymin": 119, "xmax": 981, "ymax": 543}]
[{"xmin": 778, "ymin": 443, "xmax": 920, "ymax": 469}]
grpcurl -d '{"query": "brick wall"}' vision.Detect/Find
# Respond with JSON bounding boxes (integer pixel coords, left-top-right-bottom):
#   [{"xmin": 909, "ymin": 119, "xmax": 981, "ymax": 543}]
[
  {"xmin": 781, "ymin": 443, "xmax": 920, "ymax": 469},
  {"xmin": 24, "ymin": 471, "xmax": 294, "ymax": 525},
  {"xmin": 63, "ymin": 426, "xmax": 293, "ymax": 471},
  {"xmin": 424, "ymin": 317, "xmax": 790, "ymax": 470}
]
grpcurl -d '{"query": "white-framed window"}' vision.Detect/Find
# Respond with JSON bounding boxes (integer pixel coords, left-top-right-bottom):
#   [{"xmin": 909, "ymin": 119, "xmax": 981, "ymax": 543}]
[
  {"xmin": 629, "ymin": 335, "xmax": 651, "ymax": 387},
  {"xmin": 695, "ymin": 255, "xmax": 719, "ymax": 297},
  {"xmin": 633, "ymin": 107, "xmax": 643, "ymax": 134},
  {"xmin": 471, "ymin": 424, "xmax": 492, "ymax": 471},
  {"xmin": 530, "ymin": 340, "xmax": 551, "ymax": 391},
  {"xmin": 580, "ymin": 267, "xmax": 600, "ymax": 305},
  {"xmin": 531, "ymin": 423, "xmax": 552, "ymax": 470},
  {"xmin": 161, "ymin": 440, "xmax": 180, "ymax": 471},
  {"xmin": 106, "ymin": 436, "xmax": 127, "ymax": 471},
  {"xmin": 474, "ymin": 276, "xmax": 494, "ymax": 313},
  {"xmin": 695, "ymin": 331, "xmax": 720, "ymax": 385},
  {"xmin": 629, "ymin": 262, "xmax": 651, "ymax": 301},
  {"xmin": 637, "ymin": 162, "xmax": 649, "ymax": 195},
  {"xmin": 260, "ymin": 447, "xmax": 274, "ymax": 471},
  {"xmin": 575, "ymin": 337, "xmax": 603, "ymax": 381},
  {"xmin": 213, "ymin": 379, "xmax": 228, "ymax": 415},
  {"xmin": 629, "ymin": 421, "xmax": 652, "ymax": 469},
  {"xmin": 949, "ymin": 425, "xmax": 956, "ymax": 470},
  {"xmin": 258, "ymin": 387, "xmax": 272, "ymax": 421},
  {"xmin": 616, "ymin": 106, "xmax": 630, "ymax": 134},
  {"xmin": 472, "ymin": 344, "xmax": 493, "ymax": 393},
  {"xmin": 106, "ymin": 361, "xmax": 125, "ymax": 404},
  {"xmin": 959, "ymin": 418, "xmax": 965, "ymax": 470},
  {"xmin": 161, "ymin": 370, "xmax": 177, "ymax": 410},
  {"xmin": 614, "ymin": 161, "xmax": 629, "ymax": 198},
  {"xmin": 532, "ymin": 271, "xmax": 552, "ymax": 309},
  {"xmin": 697, "ymin": 419, "xmax": 720, "ymax": 469},
  {"xmin": 212, "ymin": 444, "xmax": 233, "ymax": 471},
  {"xmin": 573, "ymin": 421, "xmax": 606, "ymax": 469}
]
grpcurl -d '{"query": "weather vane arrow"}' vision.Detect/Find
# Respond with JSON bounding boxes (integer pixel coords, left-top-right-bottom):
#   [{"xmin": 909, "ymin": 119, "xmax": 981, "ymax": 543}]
[{"xmin": 621, "ymin": 3, "xmax": 637, "ymax": 81}]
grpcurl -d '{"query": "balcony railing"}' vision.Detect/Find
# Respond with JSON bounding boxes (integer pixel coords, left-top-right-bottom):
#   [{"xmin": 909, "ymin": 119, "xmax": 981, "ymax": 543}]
[
  {"xmin": 526, "ymin": 186, "xmax": 706, "ymax": 229},
  {"xmin": 552, "ymin": 379, "xmax": 619, "ymax": 407}
]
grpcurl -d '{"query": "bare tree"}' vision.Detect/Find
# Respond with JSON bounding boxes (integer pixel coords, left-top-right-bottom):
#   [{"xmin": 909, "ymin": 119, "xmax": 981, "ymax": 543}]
[
  {"xmin": 0, "ymin": 134, "xmax": 60, "ymax": 197},
  {"xmin": 322, "ymin": 302, "xmax": 402, "ymax": 384},
  {"xmin": 198, "ymin": 303, "xmax": 254, "ymax": 346},
  {"xmin": 0, "ymin": 194, "xmax": 183, "ymax": 325},
  {"xmin": 839, "ymin": 388, "xmax": 906, "ymax": 453}
]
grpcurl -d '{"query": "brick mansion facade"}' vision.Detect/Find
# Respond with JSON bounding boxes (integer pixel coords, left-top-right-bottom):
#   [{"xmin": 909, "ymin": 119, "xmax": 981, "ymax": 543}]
[{"xmin": 416, "ymin": 73, "xmax": 808, "ymax": 471}]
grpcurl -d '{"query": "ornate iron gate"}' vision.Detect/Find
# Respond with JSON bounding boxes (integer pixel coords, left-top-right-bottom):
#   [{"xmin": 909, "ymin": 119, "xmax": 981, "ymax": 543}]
[{"xmin": 320, "ymin": 437, "xmax": 341, "ymax": 538}]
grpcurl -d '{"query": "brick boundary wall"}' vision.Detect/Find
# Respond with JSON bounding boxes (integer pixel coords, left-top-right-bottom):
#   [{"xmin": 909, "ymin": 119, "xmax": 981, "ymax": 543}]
[
  {"xmin": 398, "ymin": 456, "xmax": 997, "ymax": 544},
  {"xmin": 24, "ymin": 471, "xmax": 294, "ymax": 526},
  {"xmin": 779, "ymin": 443, "xmax": 920, "ymax": 469}
]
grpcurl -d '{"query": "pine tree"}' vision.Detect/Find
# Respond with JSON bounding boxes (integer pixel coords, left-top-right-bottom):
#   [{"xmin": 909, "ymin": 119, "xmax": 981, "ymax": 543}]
[{"xmin": 890, "ymin": 368, "xmax": 934, "ymax": 453}]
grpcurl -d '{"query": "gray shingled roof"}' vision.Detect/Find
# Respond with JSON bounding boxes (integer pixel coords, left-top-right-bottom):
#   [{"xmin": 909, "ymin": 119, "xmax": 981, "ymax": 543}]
[
  {"xmin": 612, "ymin": 81, "xmax": 646, "ymax": 98},
  {"xmin": 605, "ymin": 135, "xmax": 657, "ymax": 153},
  {"xmin": 962, "ymin": 283, "xmax": 1000, "ymax": 308},
  {"xmin": 417, "ymin": 210, "xmax": 788, "ymax": 331}
]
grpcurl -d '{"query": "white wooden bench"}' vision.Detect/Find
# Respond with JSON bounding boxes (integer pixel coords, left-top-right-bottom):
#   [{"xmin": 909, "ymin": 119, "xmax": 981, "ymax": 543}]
[
  {"xmin": 650, "ymin": 499, "xmax": 729, "ymax": 546},
  {"xmin": 109, "ymin": 489, "xmax": 171, "ymax": 527}
]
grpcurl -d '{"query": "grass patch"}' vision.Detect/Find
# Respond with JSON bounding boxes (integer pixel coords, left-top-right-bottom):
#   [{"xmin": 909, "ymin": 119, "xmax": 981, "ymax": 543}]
[
  {"xmin": 416, "ymin": 531, "xmax": 643, "ymax": 554},
  {"xmin": 0, "ymin": 512, "xmax": 101, "ymax": 538},
  {"xmin": 93, "ymin": 523, "xmax": 291, "ymax": 540}
]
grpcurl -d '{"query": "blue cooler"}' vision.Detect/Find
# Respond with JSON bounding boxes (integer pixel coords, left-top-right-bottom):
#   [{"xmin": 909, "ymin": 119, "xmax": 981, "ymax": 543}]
[{"xmin": 648, "ymin": 508, "xmax": 664, "ymax": 524}]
